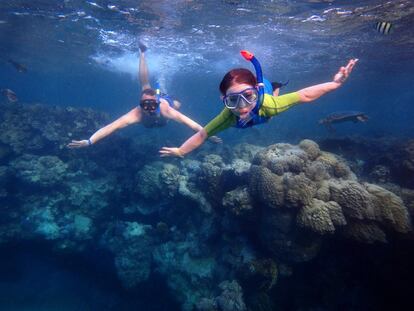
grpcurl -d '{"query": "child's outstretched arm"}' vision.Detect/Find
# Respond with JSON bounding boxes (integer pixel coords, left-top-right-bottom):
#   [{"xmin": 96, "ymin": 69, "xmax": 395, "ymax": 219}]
[
  {"xmin": 297, "ymin": 59, "xmax": 358, "ymax": 103},
  {"xmin": 159, "ymin": 129, "xmax": 208, "ymax": 158},
  {"xmin": 162, "ymin": 104, "xmax": 222, "ymax": 142}
]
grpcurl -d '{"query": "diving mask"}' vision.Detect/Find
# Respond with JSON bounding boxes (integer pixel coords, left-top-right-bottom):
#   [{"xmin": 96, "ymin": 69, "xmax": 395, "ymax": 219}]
[
  {"xmin": 222, "ymin": 87, "xmax": 258, "ymax": 110},
  {"xmin": 140, "ymin": 98, "xmax": 159, "ymax": 112}
]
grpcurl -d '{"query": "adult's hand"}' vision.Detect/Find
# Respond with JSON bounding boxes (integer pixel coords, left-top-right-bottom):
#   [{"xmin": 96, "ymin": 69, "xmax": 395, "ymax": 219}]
[
  {"xmin": 67, "ymin": 140, "xmax": 90, "ymax": 149},
  {"xmin": 159, "ymin": 147, "xmax": 184, "ymax": 158}
]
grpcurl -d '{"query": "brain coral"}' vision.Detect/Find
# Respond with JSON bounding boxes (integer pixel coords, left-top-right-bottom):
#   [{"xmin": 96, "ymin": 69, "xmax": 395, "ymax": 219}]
[
  {"xmin": 299, "ymin": 139, "xmax": 321, "ymax": 160},
  {"xmin": 364, "ymin": 183, "xmax": 412, "ymax": 233},
  {"xmin": 297, "ymin": 199, "xmax": 346, "ymax": 234},
  {"xmin": 249, "ymin": 165, "xmax": 285, "ymax": 208},
  {"xmin": 248, "ymin": 140, "xmax": 411, "ymax": 249},
  {"xmin": 329, "ymin": 180, "xmax": 376, "ymax": 221},
  {"xmin": 342, "ymin": 221, "xmax": 387, "ymax": 243}
]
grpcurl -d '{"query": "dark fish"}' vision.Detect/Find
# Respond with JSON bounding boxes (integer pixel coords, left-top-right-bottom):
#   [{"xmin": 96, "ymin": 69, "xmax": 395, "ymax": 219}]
[
  {"xmin": 375, "ymin": 21, "xmax": 392, "ymax": 35},
  {"xmin": 319, "ymin": 111, "xmax": 368, "ymax": 132},
  {"xmin": 1, "ymin": 88, "xmax": 18, "ymax": 103},
  {"xmin": 7, "ymin": 59, "xmax": 28, "ymax": 73}
]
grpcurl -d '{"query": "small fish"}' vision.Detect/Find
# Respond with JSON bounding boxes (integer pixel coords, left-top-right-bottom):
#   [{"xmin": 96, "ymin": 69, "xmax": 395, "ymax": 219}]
[
  {"xmin": 1, "ymin": 88, "xmax": 18, "ymax": 103},
  {"xmin": 8, "ymin": 59, "xmax": 27, "ymax": 73},
  {"xmin": 375, "ymin": 21, "xmax": 392, "ymax": 35}
]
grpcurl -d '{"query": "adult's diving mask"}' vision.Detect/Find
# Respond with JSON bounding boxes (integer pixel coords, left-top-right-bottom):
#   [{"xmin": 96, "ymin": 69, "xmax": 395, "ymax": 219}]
[{"xmin": 140, "ymin": 98, "xmax": 159, "ymax": 112}]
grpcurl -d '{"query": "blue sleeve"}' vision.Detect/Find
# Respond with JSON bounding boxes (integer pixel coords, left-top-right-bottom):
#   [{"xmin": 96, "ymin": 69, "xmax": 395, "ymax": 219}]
[{"xmin": 263, "ymin": 78, "xmax": 273, "ymax": 95}]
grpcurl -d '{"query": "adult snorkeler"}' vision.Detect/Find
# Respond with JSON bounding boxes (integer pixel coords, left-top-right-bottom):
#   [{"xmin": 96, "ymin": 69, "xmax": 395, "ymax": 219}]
[
  {"xmin": 160, "ymin": 50, "xmax": 358, "ymax": 158},
  {"xmin": 68, "ymin": 43, "xmax": 221, "ymax": 149}
]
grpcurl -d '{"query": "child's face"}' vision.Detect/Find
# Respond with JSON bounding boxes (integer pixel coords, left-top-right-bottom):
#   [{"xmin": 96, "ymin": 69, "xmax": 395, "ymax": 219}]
[{"xmin": 225, "ymin": 83, "xmax": 257, "ymax": 119}]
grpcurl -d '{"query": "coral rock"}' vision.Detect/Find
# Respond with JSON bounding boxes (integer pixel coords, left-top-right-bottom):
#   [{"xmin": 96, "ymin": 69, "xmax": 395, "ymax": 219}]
[
  {"xmin": 216, "ymin": 280, "xmax": 247, "ymax": 311},
  {"xmin": 222, "ymin": 187, "xmax": 253, "ymax": 216},
  {"xmin": 342, "ymin": 221, "xmax": 387, "ymax": 243},
  {"xmin": 364, "ymin": 183, "xmax": 412, "ymax": 233},
  {"xmin": 329, "ymin": 180, "xmax": 376, "ymax": 220},
  {"xmin": 12, "ymin": 154, "xmax": 68, "ymax": 187}
]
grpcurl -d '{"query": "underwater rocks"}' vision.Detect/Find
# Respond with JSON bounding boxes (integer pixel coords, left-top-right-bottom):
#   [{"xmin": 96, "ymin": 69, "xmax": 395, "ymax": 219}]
[
  {"xmin": 134, "ymin": 159, "xmax": 213, "ymax": 213},
  {"xmin": 215, "ymin": 280, "xmax": 247, "ymax": 311},
  {"xmin": 248, "ymin": 139, "xmax": 412, "ymax": 258},
  {"xmin": 101, "ymin": 221, "xmax": 154, "ymax": 288},
  {"xmin": 195, "ymin": 280, "xmax": 247, "ymax": 311},
  {"xmin": 364, "ymin": 183, "xmax": 411, "ymax": 233},
  {"xmin": 0, "ymin": 102, "xmax": 109, "ymax": 155},
  {"xmin": 297, "ymin": 199, "xmax": 346, "ymax": 235},
  {"xmin": 401, "ymin": 139, "xmax": 414, "ymax": 187},
  {"xmin": 319, "ymin": 136, "xmax": 414, "ymax": 189},
  {"xmin": 153, "ymin": 238, "xmax": 217, "ymax": 311},
  {"xmin": 199, "ymin": 154, "xmax": 227, "ymax": 202},
  {"xmin": 2, "ymin": 100, "xmax": 414, "ymax": 311},
  {"xmin": 237, "ymin": 258, "xmax": 278, "ymax": 293},
  {"xmin": 222, "ymin": 186, "xmax": 253, "ymax": 216},
  {"xmin": 12, "ymin": 193, "xmax": 96, "ymax": 250},
  {"xmin": 11, "ymin": 154, "xmax": 68, "ymax": 187},
  {"xmin": 0, "ymin": 101, "xmax": 149, "ymax": 175},
  {"xmin": 136, "ymin": 161, "xmax": 180, "ymax": 200}
]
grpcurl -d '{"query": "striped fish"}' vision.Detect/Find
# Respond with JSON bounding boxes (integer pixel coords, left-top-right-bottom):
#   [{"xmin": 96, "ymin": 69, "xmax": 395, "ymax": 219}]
[{"xmin": 375, "ymin": 21, "xmax": 392, "ymax": 35}]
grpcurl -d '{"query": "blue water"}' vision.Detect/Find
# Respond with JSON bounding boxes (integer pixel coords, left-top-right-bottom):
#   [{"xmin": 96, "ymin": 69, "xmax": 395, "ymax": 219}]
[
  {"xmin": 1, "ymin": 0, "xmax": 413, "ymax": 140},
  {"xmin": 1, "ymin": 0, "xmax": 414, "ymax": 310},
  {"xmin": 0, "ymin": 241, "xmax": 179, "ymax": 310}
]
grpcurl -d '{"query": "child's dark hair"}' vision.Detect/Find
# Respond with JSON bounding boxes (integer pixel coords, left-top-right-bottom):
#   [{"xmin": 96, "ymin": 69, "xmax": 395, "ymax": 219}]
[{"xmin": 219, "ymin": 68, "xmax": 256, "ymax": 95}]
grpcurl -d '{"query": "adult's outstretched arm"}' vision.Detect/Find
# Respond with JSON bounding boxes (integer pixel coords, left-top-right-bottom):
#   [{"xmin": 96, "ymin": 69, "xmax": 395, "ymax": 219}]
[{"xmin": 67, "ymin": 107, "xmax": 140, "ymax": 148}]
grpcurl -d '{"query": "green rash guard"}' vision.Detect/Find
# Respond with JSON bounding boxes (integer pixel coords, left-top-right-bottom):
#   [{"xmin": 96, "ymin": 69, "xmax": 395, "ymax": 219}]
[{"xmin": 204, "ymin": 91, "xmax": 301, "ymax": 137}]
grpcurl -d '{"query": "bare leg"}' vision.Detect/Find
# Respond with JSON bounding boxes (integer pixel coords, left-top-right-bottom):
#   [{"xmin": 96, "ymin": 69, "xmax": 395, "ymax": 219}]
[{"xmin": 139, "ymin": 46, "xmax": 151, "ymax": 91}]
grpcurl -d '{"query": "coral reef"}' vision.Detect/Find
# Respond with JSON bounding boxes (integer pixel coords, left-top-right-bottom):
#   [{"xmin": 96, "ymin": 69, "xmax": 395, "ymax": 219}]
[
  {"xmin": 12, "ymin": 154, "xmax": 68, "ymax": 187},
  {"xmin": 297, "ymin": 199, "xmax": 346, "ymax": 235},
  {"xmin": 222, "ymin": 187, "xmax": 253, "ymax": 216},
  {"xmin": 216, "ymin": 280, "xmax": 247, "ymax": 311},
  {"xmin": 319, "ymin": 137, "xmax": 414, "ymax": 188},
  {"xmin": 136, "ymin": 162, "xmax": 180, "ymax": 200},
  {"xmin": 249, "ymin": 140, "xmax": 411, "ymax": 261},
  {"xmin": 101, "ymin": 221, "xmax": 154, "ymax": 288},
  {"xmin": 153, "ymin": 238, "xmax": 217, "ymax": 311},
  {"xmin": 1, "ymin": 101, "xmax": 413, "ymax": 311}
]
